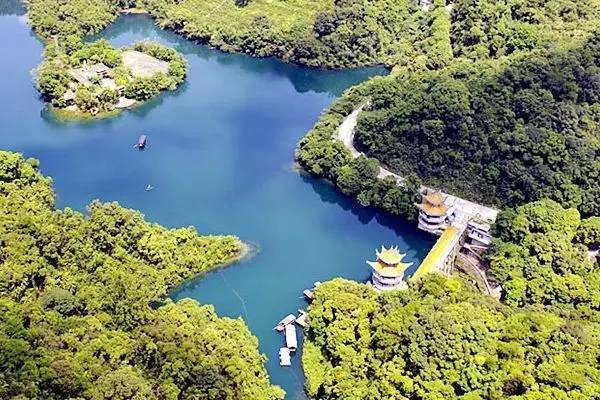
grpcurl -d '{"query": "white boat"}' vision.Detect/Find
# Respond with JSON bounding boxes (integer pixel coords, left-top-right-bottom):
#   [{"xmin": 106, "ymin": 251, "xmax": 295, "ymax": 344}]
[
  {"xmin": 279, "ymin": 347, "xmax": 291, "ymax": 367},
  {"xmin": 285, "ymin": 324, "xmax": 298, "ymax": 351},
  {"xmin": 274, "ymin": 314, "xmax": 295, "ymax": 331},
  {"xmin": 303, "ymin": 289, "xmax": 313, "ymax": 300}
]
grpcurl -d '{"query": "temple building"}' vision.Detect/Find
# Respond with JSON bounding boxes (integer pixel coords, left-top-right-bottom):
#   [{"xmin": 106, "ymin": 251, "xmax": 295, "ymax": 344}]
[
  {"xmin": 367, "ymin": 246, "xmax": 413, "ymax": 291},
  {"xmin": 464, "ymin": 220, "xmax": 493, "ymax": 255},
  {"xmin": 418, "ymin": 191, "xmax": 454, "ymax": 236}
]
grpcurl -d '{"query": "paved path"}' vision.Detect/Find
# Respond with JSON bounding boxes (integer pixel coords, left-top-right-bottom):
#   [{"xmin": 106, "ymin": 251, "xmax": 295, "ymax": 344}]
[{"xmin": 336, "ymin": 107, "xmax": 499, "ymax": 224}]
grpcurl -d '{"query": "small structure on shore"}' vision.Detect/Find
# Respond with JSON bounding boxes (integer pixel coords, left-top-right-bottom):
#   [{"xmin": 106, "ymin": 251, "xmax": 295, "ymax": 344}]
[
  {"xmin": 295, "ymin": 309, "xmax": 307, "ymax": 328},
  {"xmin": 367, "ymin": 246, "xmax": 413, "ymax": 291},
  {"xmin": 274, "ymin": 314, "xmax": 295, "ymax": 331},
  {"xmin": 285, "ymin": 324, "xmax": 298, "ymax": 352},
  {"xmin": 418, "ymin": 191, "xmax": 454, "ymax": 235},
  {"xmin": 464, "ymin": 220, "xmax": 493, "ymax": 253},
  {"xmin": 279, "ymin": 347, "xmax": 291, "ymax": 367},
  {"xmin": 68, "ymin": 63, "xmax": 111, "ymax": 86}
]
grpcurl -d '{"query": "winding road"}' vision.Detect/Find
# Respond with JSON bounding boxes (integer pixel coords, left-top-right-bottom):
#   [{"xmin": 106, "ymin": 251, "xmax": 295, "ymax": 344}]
[{"xmin": 336, "ymin": 106, "xmax": 499, "ymax": 224}]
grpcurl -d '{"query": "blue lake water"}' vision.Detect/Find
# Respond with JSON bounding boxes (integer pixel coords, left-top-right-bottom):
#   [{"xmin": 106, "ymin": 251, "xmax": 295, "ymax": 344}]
[{"xmin": 0, "ymin": 8, "xmax": 435, "ymax": 399}]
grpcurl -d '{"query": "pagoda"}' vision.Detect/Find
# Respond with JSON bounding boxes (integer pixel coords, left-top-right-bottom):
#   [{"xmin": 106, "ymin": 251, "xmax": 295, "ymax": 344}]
[
  {"xmin": 367, "ymin": 246, "xmax": 413, "ymax": 291},
  {"xmin": 418, "ymin": 191, "xmax": 452, "ymax": 236}
]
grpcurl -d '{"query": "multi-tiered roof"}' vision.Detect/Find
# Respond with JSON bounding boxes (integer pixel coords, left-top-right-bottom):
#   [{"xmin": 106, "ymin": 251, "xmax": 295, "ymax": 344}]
[{"xmin": 367, "ymin": 246, "xmax": 413, "ymax": 278}]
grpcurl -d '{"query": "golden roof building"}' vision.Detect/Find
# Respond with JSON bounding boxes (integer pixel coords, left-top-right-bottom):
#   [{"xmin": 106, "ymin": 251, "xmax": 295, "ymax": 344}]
[
  {"xmin": 367, "ymin": 246, "xmax": 413, "ymax": 291},
  {"xmin": 418, "ymin": 190, "xmax": 454, "ymax": 236}
]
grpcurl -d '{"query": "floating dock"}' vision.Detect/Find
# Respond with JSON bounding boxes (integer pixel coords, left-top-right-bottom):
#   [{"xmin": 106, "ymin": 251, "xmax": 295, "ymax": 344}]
[
  {"xmin": 274, "ymin": 314, "xmax": 295, "ymax": 331},
  {"xmin": 279, "ymin": 347, "xmax": 291, "ymax": 367},
  {"xmin": 285, "ymin": 324, "xmax": 298, "ymax": 351}
]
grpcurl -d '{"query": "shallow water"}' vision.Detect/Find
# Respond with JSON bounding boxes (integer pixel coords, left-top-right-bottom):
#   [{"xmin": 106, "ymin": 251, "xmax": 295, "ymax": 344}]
[{"xmin": 0, "ymin": 8, "xmax": 435, "ymax": 398}]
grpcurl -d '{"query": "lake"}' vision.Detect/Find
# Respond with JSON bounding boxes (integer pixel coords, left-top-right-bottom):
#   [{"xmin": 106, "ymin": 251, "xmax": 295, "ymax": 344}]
[{"xmin": 0, "ymin": 7, "xmax": 435, "ymax": 399}]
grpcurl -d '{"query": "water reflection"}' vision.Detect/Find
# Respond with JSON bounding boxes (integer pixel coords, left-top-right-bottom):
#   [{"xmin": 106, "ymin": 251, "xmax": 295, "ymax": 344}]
[
  {"xmin": 0, "ymin": 0, "xmax": 25, "ymax": 16},
  {"xmin": 89, "ymin": 14, "xmax": 388, "ymax": 97}
]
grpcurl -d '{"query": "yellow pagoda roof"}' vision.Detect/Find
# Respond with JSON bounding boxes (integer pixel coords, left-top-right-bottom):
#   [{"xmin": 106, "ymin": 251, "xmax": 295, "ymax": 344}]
[
  {"xmin": 377, "ymin": 245, "xmax": 403, "ymax": 264},
  {"xmin": 420, "ymin": 201, "xmax": 449, "ymax": 217},
  {"xmin": 367, "ymin": 246, "xmax": 414, "ymax": 277},
  {"xmin": 367, "ymin": 260, "xmax": 412, "ymax": 277},
  {"xmin": 424, "ymin": 191, "xmax": 445, "ymax": 206}
]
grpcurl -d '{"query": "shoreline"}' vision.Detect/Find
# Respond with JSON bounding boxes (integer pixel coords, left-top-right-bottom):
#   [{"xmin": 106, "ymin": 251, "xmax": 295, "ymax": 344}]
[
  {"xmin": 48, "ymin": 105, "xmax": 123, "ymax": 122},
  {"xmin": 120, "ymin": 8, "xmax": 149, "ymax": 15},
  {"xmin": 166, "ymin": 239, "xmax": 259, "ymax": 299}
]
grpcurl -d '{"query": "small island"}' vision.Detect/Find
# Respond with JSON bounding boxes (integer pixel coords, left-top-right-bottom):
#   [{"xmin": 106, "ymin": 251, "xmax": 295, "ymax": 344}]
[{"xmin": 36, "ymin": 39, "xmax": 187, "ymax": 119}]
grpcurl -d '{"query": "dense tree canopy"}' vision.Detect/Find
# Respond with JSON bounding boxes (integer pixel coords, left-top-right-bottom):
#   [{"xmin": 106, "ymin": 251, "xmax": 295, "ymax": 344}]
[
  {"xmin": 353, "ymin": 34, "xmax": 600, "ymax": 215},
  {"xmin": 303, "ymin": 276, "xmax": 600, "ymax": 400},
  {"xmin": 297, "ymin": 86, "xmax": 422, "ymax": 220},
  {"xmin": 28, "ymin": 0, "xmax": 118, "ymax": 38},
  {"xmin": 36, "ymin": 38, "xmax": 187, "ymax": 116},
  {"xmin": 0, "ymin": 151, "xmax": 283, "ymax": 399},
  {"xmin": 487, "ymin": 199, "xmax": 600, "ymax": 319},
  {"xmin": 27, "ymin": 0, "xmax": 600, "ymax": 69}
]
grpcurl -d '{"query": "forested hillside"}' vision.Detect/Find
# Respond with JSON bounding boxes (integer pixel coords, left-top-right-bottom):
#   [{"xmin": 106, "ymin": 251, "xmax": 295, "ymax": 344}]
[
  {"xmin": 350, "ymin": 33, "xmax": 600, "ymax": 215},
  {"xmin": 488, "ymin": 199, "xmax": 600, "ymax": 318},
  {"xmin": 0, "ymin": 151, "xmax": 283, "ymax": 399},
  {"xmin": 303, "ymin": 198, "xmax": 600, "ymax": 399},
  {"xmin": 27, "ymin": 0, "xmax": 600, "ymax": 68},
  {"xmin": 303, "ymin": 276, "xmax": 600, "ymax": 399}
]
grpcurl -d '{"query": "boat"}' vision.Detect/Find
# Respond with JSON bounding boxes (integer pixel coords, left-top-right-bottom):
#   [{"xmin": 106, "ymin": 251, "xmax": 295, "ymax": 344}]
[
  {"xmin": 295, "ymin": 313, "xmax": 307, "ymax": 328},
  {"xmin": 279, "ymin": 347, "xmax": 291, "ymax": 367},
  {"xmin": 274, "ymin": 314, "xmax": 295, "ymax": 331},
  {"xmin": 303, "ymin": 289, "xmax": 313, "ymax": 300},
  {"xmin": 136, "ymin": 134, "xmax": 147, "ymax": 150},
  {"xmin": 145, "ymin": 184, "xmax": 154, "ymax": 192},
  {"xmin": 285, "ymin": 324, "xmax": 298, "ymax": 351}
]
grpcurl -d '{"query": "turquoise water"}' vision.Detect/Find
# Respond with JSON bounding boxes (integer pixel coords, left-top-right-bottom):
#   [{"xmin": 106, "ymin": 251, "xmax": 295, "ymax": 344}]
[{"xmin": 0, "ymin": 8, "xmax": 435, "ymax": 399}]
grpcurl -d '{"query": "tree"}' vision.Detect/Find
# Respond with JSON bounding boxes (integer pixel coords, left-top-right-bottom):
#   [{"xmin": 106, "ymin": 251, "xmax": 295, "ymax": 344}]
[
  {"xmin": 0, "ymin": 151, "xmax": 283, "ymax": 399},
  {"xmin": 487, "ymin": 199, "xmax": 599, "ymax": 313},
  {"xmin": 303, "ymin": 276, "xmax": 600, "ymax": 399}
]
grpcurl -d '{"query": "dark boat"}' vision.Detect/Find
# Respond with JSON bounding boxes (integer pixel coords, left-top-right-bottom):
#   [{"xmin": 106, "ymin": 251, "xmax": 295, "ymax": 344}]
[{"xmin": 136, "ymin": 135, "xmax": 147, "ymax": 150}]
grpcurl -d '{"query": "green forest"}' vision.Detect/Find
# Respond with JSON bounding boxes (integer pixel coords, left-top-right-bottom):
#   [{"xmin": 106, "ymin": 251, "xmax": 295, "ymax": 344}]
[
  {"xmin": 297, "ymin": 86, "xmax": 422, "ymax": 221},
  {"xmin": 26, "ymin": 0, "xmax": 600, "ymax": 69},
  {"xmin": 0, "ymin": 151, "xmax": 284, "ymax": 399},
  {"xmin": 303, "ymin": 199, "xmax": 600, "ymax": 398},
  {"xmin": 37, "ymin": 37, "xmax": 187, "ymax": 118},
  {"xmin": 488, "ymin": 199, "xmax": 600, "ymax": 317},
  {"xmin": 353, "ymin": 35, "xmax": 600, "ymax": 215},
  {"xmin": 303, "ymin": 274, "xmax": 600, "ymax": 399}
]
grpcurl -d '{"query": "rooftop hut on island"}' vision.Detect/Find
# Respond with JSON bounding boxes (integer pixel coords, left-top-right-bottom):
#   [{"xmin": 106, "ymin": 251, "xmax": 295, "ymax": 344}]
[
  {"xmin": 68, "ymin": 63, "xmax": 111, "ymax": 86},
  {"xmin": 367, "ymin": 246, "xmax": 413, "ymax": 291},
  {"xmin": 418, "ymin": 191, "xmax": 454, "ymax": 236}
]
